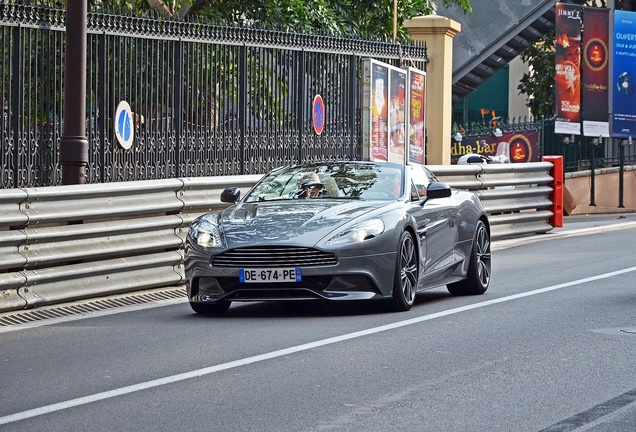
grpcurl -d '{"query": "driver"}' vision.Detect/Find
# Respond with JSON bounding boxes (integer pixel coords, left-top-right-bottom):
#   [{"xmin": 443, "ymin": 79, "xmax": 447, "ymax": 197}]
[
  {"xmin": 295, "ymin": 172, "xmax": 324, "ymax": 199},
  {"xmin": 377, "ymin": 172, "xmax": 402, "ymax": 197}
]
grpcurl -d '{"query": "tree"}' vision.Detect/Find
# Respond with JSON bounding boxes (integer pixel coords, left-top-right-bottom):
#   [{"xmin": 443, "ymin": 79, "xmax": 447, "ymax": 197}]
[
  {"xmin": 92, "ymin": 0, "xmax": 472, "ymax": 40},
  {"xmin": 517, "ymin": 0, "xmax": 607, "ymax": 118}
]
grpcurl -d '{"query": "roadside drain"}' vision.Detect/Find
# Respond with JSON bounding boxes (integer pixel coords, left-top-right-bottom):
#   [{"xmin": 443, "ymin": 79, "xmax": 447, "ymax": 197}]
[{"xmin": 0, "ymin": 288, "xmax": 187, "ymax": 328}]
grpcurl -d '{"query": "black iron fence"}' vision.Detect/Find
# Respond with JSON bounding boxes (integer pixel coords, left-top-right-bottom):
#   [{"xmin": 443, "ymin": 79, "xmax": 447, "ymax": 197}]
[{"xmin": 1, "ymin": 2, "xmax": 427, "ymax": 188}]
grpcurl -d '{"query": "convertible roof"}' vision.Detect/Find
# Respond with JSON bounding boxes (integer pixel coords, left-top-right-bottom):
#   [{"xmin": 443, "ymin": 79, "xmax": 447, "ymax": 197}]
[{"xmin": 436, "ymin": 0, "xmax": 586, "ymax": 104}]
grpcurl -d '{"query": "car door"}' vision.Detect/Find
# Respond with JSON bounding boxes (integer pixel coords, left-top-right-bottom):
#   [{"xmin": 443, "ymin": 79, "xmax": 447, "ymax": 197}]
[{"xmin": 408, "ymin": 165, "xmax": 457, "ymax": 284}]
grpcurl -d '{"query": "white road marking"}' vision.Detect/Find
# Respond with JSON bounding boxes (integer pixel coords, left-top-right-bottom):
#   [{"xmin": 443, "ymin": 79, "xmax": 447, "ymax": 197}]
[{"xmin": 1, "ymin": 265, "xmax": 635, "ymax": 426}]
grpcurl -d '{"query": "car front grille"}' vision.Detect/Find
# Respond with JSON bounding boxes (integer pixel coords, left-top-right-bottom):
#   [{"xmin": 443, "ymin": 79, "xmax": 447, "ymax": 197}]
[{"xmin": 211, "ymin": 246, "xmax": 337, "ymax": 268}]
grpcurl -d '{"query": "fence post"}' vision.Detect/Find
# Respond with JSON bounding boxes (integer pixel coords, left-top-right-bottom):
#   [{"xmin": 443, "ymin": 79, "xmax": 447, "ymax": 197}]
[
  {"xmin": 589, "ymin": 137, "xmax": 597, "ymax": 206},
  {"xmin": 97, "ymin": 31, "xmax": 108, "ymax": 183},
  {"xmin": 239, "ymin": 44, "xmax": 247, "ymax": 175},
  {"xmin": 348, "ymin": 55, "xmax": 357, "ymax": 160},
  {"xmin": 542, "ymin": 155, "xmax": 564, "ymax": 228},
  {"xmin": 11, "ymin": 25, "xmax": 22, "ymax": 188},
  {"xmin": 174, "ymin": 39, "xmax": 184, "ymax": 177},
  {"xmin": 296, "ymin": 49, "xmax": 306, "ymax": 163},
  {"xmin": 618, "ymin": 137, "xmax": 630, "ymax": 208}
]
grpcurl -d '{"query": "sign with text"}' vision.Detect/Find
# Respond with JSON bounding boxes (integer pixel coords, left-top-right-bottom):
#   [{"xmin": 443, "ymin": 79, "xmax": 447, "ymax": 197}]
[
  {"xmin": 582, "ymin": 7, "xmax": 610, "ymax": 137},
  {"xmin": 362, "ymin": 59, "xmax": 407, "ymax": 164},
  {"xmin": 611, "ymin": 10, "xmax": 636, "ymax": 139},
  {"xmin": 407, "ymin": 67, "xmax": 426, "ymax": 165},
  {"xmin": 451, "ymin": 131, "xmax": 540, "ymax": 165},
  {"xmin": 555, "ymin": 2, "xmax": 582, "ymax": 135}
]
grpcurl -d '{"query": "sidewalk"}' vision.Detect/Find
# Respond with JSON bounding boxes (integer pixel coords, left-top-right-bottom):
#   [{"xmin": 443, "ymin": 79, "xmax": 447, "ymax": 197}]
[
  {"xmin": 493, "ymin": 212, "xmax": 636, "ymax": 251},
  {"xmin": 558, "ymin": 212, "xmax": 636, "ymax": 232}
]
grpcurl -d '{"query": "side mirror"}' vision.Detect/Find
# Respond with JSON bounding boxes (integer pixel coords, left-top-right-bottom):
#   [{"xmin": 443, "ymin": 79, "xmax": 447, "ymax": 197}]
[
  {"xmin": 220, "ymin": 187, "xmax": 241, "ymax": 203},
  {"xmin": 426, "ymin": 182, "xmax": 452, "ymax": 200}
]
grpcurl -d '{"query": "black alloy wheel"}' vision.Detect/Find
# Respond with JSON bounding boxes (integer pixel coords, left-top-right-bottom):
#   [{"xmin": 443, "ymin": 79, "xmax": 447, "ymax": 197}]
[
  {"xmin": 392, "ymin": 230, "xmax": 418, "ymax": 312},
  {"xmin": 447, "ymin": 220, "xmax": 491, "ymax": 295}
]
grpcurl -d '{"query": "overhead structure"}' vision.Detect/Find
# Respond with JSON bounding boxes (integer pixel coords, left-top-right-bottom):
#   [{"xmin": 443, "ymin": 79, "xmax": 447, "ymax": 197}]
[{"xmin": 437, "ymin": 0, "xmax": 586, "ymax": 104}]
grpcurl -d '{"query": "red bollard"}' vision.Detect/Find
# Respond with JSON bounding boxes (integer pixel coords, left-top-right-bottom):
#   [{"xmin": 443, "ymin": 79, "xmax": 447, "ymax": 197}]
[{"xmin": 542, "ymin": 155, "xmax": 564, "ymax": 228}]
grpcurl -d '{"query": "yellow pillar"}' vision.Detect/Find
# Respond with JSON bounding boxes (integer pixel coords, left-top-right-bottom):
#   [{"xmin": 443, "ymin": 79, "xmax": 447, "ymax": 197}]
[{"xmin": 404, "ymin": 15, "xmax": 460, "ymax": 165}]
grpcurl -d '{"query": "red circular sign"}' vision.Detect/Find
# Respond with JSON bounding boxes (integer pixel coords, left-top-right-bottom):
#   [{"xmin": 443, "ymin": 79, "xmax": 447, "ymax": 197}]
[{"xmin": 313, "ymin": 95, "xmax": 324, "ymax": 135}]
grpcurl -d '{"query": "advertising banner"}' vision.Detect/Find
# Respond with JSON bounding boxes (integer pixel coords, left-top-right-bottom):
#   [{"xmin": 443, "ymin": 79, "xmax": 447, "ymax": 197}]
[
  {"xmin": 612, "ymin": 10, "xmax": 636, "ymax": 139},
  {"xmin": 388, "ymin": 68, "xmax": 406, "ymax": 164},
  {"xmin": 582, "ymin": 7, "xmax": 610, "ymax": 137},
  {"xmin": 407, "ymin": 67, "xmax": 426, "ymax": 165},
  {"xmin": 555, "ymin": 2, "xmax": 582, "ymax": 135},
  {"xmin": 451, "ymin": 131, "xmax": 540, "ymax": 165},
  {"xmin": 361, "ymin": 59, "xmax": 408, "ymax": 163}
]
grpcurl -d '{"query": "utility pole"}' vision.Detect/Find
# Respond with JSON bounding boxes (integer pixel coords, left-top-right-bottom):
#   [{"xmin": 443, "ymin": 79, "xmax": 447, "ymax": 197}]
[{"xmin": 60, "ymin": 1, "xmax": 88, "ymax": 185}]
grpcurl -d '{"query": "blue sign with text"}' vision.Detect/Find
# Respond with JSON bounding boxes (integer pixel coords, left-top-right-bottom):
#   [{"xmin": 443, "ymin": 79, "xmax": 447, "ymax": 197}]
[{"xmin": 612, "ymin": 10, "xmax": 636, "ymax": 139}]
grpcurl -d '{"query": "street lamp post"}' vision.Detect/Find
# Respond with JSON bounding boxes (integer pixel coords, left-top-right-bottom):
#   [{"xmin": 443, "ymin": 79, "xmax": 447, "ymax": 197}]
[{"xmin": 60, "ymin": 0, "xmax": 88, "ymax": 185}]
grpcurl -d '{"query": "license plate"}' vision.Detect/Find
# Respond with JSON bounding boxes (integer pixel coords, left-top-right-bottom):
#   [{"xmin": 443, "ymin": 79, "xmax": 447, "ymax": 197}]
[{"xmin": 239, "ymin": 267, "xmax": 302, "ymax": 283}]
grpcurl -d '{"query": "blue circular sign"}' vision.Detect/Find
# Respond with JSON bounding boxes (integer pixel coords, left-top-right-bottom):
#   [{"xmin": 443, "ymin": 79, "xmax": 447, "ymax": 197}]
[
  {"xmin": 114, "ymin": 101, "xmax": 134, "ymax": 149},
  {"xmin": 313, "ymin": 95, "xmax": 324, "ymax": 135},
  {"xmin": 118, "ymin": 110, "xmax": 131, "ymax": 141}
]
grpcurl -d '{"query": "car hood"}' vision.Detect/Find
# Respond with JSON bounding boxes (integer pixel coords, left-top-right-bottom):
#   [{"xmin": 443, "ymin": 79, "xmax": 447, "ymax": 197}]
[{"xmin": 213, "ymin": 200, "xmax": 387, "ymax": 246}]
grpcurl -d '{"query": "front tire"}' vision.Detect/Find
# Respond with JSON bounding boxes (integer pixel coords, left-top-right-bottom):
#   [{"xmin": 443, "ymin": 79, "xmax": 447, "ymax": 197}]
[
  {"xmin": 447, "ymin": 220, "xmax": 491, "ymax": 295},
  {"xmin": 391, "ymin": 231, "xmax": 418, "ymax": 312},
  {"xmin": 190, "ymin": 301, "xmax": 231, "ymax": 315}
]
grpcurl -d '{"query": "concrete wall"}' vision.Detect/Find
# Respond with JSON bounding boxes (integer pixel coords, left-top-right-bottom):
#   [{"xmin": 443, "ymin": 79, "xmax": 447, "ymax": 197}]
[
  {"xmin": 508, "ymin": 57, "xmax": 532, "ymax": 120},
  {"xmin": 565, "ymin": 165, "xmax": 636, "ymax": 214}
]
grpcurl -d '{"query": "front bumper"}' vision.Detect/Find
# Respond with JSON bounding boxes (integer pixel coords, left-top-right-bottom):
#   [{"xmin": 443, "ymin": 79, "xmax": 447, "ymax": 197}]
[{"xmin": 185, "ymin": 253, "xmax": 397, "ymax": 304}]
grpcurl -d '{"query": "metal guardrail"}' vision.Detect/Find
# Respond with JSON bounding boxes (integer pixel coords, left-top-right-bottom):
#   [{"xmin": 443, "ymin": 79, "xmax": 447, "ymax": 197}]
[
  {"xmin": 431, "ymin": 162, "xmax": 557, "ymax": 239},
  {"xmin": 0, "ymin": 163, "xmax": 557, "ymax": 312}
]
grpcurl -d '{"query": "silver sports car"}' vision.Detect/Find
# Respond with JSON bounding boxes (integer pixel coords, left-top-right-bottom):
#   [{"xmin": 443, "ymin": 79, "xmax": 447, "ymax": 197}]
[{"xmin": 185, "ymin": 161, "xmax": 491, "ymax": 314}]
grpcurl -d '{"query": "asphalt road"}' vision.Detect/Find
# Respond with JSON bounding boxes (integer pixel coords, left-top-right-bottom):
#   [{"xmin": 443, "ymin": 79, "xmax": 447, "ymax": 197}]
[{"xmin": 1, "ymin": 214, "xmax": 635, "ymax": 432}]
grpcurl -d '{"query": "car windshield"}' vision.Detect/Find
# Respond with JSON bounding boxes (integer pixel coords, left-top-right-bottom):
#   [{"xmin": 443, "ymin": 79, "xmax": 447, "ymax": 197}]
[{"xmin": 244, "ymin": 162, "xmax": 404, "ymax": 202}]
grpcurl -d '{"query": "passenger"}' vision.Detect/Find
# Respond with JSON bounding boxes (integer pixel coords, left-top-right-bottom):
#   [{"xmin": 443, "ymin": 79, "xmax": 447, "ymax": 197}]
[{"xmin": 295, "ymin": 172, "xmax": 324, "ymax": 199}]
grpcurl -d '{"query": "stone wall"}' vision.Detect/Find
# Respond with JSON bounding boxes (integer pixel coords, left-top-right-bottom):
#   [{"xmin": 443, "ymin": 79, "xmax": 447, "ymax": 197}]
[{"xmin": 565, "ymin": 165, "xmax": 636, "ymax": 214}]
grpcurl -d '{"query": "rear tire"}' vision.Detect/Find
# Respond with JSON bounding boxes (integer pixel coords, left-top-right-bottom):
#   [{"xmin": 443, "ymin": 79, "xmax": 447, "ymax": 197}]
[
  {"xmin": 447, "ymin": 220, "xmax": 491, "ymax": 296},
  {"xmin": 391, "ymin": 231, "xmax": 418, "ymax": 312},
  {"xmin": 190, "ymin": 301, "xmax": 231, "ymax": 315}
]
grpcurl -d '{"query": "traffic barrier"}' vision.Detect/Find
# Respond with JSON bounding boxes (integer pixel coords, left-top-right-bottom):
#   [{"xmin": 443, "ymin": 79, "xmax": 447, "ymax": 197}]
[
  {"xmin": 542, "ymin": 156, "xmax": 564, "ymax": 227},
  {"xmin": 0, "ymin": 164, "xmax": 557, "ymax": 312},
  {"xmin": 431, "ymin": 161, "xmax": 558, "ymax": 237}
]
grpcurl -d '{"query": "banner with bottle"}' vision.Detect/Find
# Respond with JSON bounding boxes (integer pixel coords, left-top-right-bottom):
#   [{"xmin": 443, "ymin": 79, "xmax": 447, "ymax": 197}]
[
  {"xmin": 555, "ymin": 2, "xmax": 582, "ymax": 135},
  {"xmin": 406, "ymin": 67, "xmax": 426, "ymax": 165},
  {"xmin": 612, "ymin": 10, "xmax": 636, "ymax": 139},
  {"xmin": 582, "ymin": 7, "xmax": 610, "ymax": 137}
]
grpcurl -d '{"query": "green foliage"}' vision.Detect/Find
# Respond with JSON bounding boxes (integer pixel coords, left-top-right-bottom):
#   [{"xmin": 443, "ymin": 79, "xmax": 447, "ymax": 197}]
[
  {"xmin": 108, "ymin": 0, "xmax": 473, "ymax": 40},
  {"xmin": 517, "ymin": 28, "xmax": 556, "ymax": 118}
]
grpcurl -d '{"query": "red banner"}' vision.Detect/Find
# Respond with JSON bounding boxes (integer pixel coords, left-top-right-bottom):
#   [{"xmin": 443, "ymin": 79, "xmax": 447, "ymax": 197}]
[
  {"xmin": 407, "ymin": 68, "xmax": 426, "ymax": 165},
  {"xmin": 370, "ymin": 63, "xmax": 389, "ymax": 160},
  {"xmin": 450, "ymin": 131, "xmax": 540, "ymax": 165},
  {"xmin": 582, "ymin": 7, "xmax": 610, "ymax": 137},
  {"xmin": 555, "ymin": 2, "xmax": 582, "ymax": 135}
]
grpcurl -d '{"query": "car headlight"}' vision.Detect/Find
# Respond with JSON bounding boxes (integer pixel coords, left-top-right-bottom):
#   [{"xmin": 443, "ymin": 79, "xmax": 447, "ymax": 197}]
[
  {"xmin": 191, "ymin": 220, "xmax": 224, "ymax": 248},
  {"xmin": 326, "ymin": 219, "xmax": 385, "ymax": 245}
]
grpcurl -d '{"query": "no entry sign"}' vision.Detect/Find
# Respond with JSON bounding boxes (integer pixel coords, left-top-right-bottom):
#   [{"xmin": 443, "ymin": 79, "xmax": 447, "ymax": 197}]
[{"xmin": 313, "ymin": 95, "xmax": 324, "ymax": 135}]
